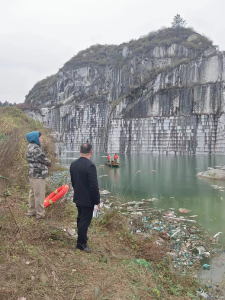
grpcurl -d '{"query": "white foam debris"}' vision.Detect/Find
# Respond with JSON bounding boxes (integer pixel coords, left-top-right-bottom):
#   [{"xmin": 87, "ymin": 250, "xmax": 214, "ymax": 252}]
[{"xmin": 100, "ymin": 190, "xmax": 110, "ymax": 195}]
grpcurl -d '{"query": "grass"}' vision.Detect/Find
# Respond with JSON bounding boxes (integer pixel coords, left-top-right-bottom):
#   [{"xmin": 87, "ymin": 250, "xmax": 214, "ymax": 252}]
[
  {"xmin": 0, "ymin": 106, "xmax": 203, "ymax": 299},
  {"xmin": 0, "ymin": 193, "xmax": 200, "ymax": 300},
  {"xmin": 0, "ymin": 106, "xmax": 60, "ymax": 189}
]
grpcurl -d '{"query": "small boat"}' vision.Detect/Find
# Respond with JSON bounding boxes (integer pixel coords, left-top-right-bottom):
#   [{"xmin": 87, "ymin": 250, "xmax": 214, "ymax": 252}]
[{"xmin": 105, "ymin": 161, "xmax": 120, "ymax": 168}]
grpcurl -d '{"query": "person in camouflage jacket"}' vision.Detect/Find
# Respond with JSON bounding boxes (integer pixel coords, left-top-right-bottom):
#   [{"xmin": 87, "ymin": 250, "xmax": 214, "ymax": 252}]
[{"xmin": 26, "ymin": 131, "xmax": 51, "ymax": 219}]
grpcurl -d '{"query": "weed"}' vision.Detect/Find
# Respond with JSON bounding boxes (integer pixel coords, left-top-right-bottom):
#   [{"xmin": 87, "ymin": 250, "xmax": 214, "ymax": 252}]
[
  {"xmin": 20, "ymin": 201, "xmax": 28, "ymax": 211},
  {"xmin": 97, "ymin": 209, "xmax": 119, "ymax": 228},
  {"xmin": 0, "ymin": 107, "xmax": 58, "ymax": 189},
  {"xmin": 100, "ymin": 257, "xmax": 108, "ymax": 264}
]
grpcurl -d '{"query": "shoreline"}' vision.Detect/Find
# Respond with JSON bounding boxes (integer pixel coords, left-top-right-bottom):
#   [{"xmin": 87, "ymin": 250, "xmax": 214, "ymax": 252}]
[{"xmin": 48, "ymin": 169, "xmax": 225, "ymax": 298}]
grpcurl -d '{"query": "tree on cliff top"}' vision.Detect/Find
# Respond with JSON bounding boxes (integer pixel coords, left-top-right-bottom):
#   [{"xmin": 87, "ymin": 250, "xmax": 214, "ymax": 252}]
[{"xmin": 172, "ymin": 14, "xmax": 187, "ymax": 28}]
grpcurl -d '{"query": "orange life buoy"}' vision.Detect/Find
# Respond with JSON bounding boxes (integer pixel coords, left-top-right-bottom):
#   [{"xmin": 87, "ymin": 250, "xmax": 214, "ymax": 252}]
[{"xmin": 44, "ymin": 184, "xmax": 69, "ymax": 208}]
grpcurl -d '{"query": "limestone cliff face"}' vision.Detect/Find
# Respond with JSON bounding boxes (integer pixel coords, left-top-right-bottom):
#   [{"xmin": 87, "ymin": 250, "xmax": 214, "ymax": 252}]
[{"xmin": 25, "ymin": 28, "xmax": 225, "ymax": 154}]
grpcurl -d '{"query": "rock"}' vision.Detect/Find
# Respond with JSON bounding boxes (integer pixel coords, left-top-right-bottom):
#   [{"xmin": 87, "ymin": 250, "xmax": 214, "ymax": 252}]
[
  {"xmin": 40, "ymin": 273, "xmax": 48, "ymax": 284},
  {"xmin": 187, "ymin": 33, "xmax": 200, "ymax": 42},
  {"xmin": 67, "ymin": 228, "xmax": 76, "ymax": 237},
  {"xmin": 122, "ymin": 46, "xmax": 129, "ymax": 58},
  {"xmin": 26, "ymin": 28, "xmax": 225, "ymax": 156},
  {"xmin": 197, "ymin": 169, "xmax": 225, "ymax": 180},
  {"xmin": 25, "ymin": 260, "xmax": 34, "ymax": 265}
]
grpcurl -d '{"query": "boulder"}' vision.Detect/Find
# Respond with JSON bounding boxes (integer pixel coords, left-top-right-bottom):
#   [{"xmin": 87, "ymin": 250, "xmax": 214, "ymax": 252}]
[{"xmin": 196, "ymin": 169, "xmax": 225, "ymax": 180}]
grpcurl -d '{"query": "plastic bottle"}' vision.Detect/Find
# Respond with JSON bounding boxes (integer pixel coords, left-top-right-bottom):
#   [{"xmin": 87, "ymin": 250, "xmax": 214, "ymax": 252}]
[{"xmin": 93, "ymin": 205, "xmax": 99, "ymax": 218}]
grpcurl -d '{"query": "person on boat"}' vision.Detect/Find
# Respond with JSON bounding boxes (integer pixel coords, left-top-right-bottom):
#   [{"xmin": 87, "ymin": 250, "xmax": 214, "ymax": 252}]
[
  {"xmin": 114, "ymin": 153, "xmax": 118, "ymax": 164},
  {"xmin": 26, "ymin": 131, "xmax": 51, "ymax": 220},
  {"xmin": 107, "ymin": 154, "xmax": 110, "ymax": 162},
  {"xmin": 70, "ymin": 143, "xmax": 100, "ymax": 253}
]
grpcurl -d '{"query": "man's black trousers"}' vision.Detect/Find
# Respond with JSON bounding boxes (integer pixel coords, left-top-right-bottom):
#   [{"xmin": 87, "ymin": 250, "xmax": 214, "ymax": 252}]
[{"xmin": 76, "ymin": 206, "xmax": 93, "ymax": 249}]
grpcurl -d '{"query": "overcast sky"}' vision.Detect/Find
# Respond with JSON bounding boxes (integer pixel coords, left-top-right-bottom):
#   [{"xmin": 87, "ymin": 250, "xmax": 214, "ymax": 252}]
[{"xmin": 1, "ymin": 0, "xmax": 224, "ymax": 104}]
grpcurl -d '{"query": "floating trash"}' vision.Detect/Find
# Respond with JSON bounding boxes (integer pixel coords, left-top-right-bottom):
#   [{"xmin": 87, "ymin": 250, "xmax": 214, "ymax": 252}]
[
  {"xmin": 202, "ymin": 264, "xmax": 210, "ymax": 270},
  {"xmin": 164, "ymin": 211, "xmax": 176, "ymax": 217},
  {"xmin": 131, "ymin": 211, "xmax": 143, "ymax": 215},
  {"xmin": 100, "ymin": 190, "xmax": 110, "ymax": 195},
  {"xmin": 196, "ymin": 290, "xmax": 212, "ymax": 299},
  {"xmin": 48, "ymin": 170, "xmax": 223, "ymax": 286},
  {"xmin": 179, "ymin": 208, "xmax": 191, "ymax": 213},
  {"xmin": 212, "ymin": 232, "xmax": 222, "ymax": 242}
]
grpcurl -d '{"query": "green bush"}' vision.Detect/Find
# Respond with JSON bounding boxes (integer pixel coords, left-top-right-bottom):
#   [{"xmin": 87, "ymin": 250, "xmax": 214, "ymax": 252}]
[
  {"xmin": 25, "ymin": 74, "xmax": 57, "ymax": 104},
  {"xmin": 0, "ymin": 107, "xmax": 57, "ymax": 189}
]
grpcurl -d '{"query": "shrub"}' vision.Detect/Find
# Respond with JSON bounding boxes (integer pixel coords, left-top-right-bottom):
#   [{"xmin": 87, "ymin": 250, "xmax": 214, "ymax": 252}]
[{"xmin": 0, "ymin": 107, "xmax": 57, "ymax": 189}]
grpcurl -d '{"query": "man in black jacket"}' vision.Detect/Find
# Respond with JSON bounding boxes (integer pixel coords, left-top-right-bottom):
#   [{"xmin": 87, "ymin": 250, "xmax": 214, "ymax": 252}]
[{"xmin": 70, "ymin": 143, "xmax": 100, "ymax": 252}]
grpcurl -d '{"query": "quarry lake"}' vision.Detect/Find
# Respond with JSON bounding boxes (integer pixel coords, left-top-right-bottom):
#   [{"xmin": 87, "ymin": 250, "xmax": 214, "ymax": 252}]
[{"xmin": 61, "ymin": 153, "xmax": 225, "ymax": 244}]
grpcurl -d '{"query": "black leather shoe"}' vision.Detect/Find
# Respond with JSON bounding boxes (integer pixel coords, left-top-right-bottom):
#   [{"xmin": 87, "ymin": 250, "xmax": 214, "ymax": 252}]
[
  {"xmin": 83, "ymin": 246, "xmax": 92, "ymax": 253},
  {"xmin": 76, "ymin": 246, "xmax": 92, "ymax": 253}
]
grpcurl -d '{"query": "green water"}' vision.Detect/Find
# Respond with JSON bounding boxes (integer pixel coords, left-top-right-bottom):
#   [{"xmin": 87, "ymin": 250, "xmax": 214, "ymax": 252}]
[{"xmin": 62, "ymin": 153, "xmax": 225, "ymax": 243}]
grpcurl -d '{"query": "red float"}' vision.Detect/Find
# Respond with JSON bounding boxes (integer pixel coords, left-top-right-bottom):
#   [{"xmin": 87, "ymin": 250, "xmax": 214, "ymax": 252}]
[{"xmin": 44, "ymin": 184, "xmax": 69, "ymax": 208}]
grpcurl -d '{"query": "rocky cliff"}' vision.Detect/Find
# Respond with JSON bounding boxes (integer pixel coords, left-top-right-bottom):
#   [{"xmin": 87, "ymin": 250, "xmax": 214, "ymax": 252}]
[{"xmin": 25, "ymin": 27, "xmax": 225, "ymax": 155}]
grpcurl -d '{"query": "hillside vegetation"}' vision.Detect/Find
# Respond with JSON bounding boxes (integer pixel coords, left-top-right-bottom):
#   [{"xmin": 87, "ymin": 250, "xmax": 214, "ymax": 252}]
[
  {"xmin": 64, "ymin": 27, "xmax": 212, "ymax": 70},
  {"xmin": 25, "ymin": 74, "xmax": 57, "ymax": 105},
  {"xmin": 25, "ymin": 27, "xmax": 213, "ymax": 105},
  {"xmin": 0, "ymin": 106, "xmax": 57, "ymax": 189}
]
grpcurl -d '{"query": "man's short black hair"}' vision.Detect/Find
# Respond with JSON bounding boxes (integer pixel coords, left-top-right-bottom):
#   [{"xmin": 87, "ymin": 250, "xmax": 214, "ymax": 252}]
[
  {"xmin": 39, "ymin": 132, "xmax": 42, "ymax": 137},
  {"xmin": 80, "ymin": 143, "xmax": 92, "ymax": 154}
]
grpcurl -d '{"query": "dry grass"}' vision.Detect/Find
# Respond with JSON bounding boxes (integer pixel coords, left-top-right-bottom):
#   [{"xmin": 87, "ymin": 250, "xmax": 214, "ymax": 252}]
[
  {"xmin": 136, "ymin": 237, "xmax": 169, "ymax": 262},
  {"xmin": 0, "ymin": 194, "xmax": 198, "ymax": 300},
  {"xmin": 0, "ymin": 106, "xmax": 198, "ymax": 299},
  {"xmin": 0, "ymin": 106, "xmax": 59, "ymax": 189}
]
